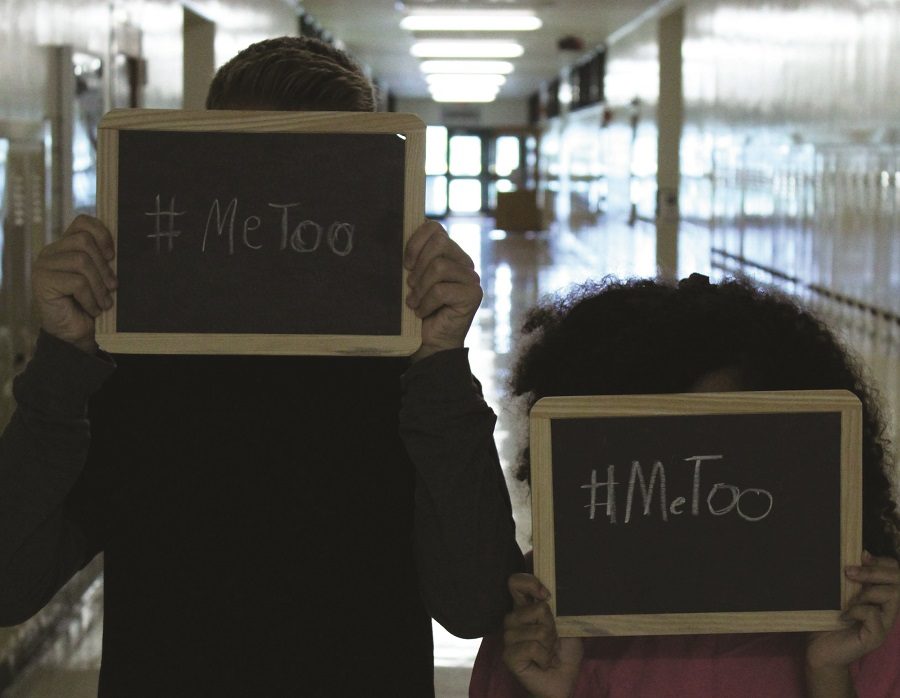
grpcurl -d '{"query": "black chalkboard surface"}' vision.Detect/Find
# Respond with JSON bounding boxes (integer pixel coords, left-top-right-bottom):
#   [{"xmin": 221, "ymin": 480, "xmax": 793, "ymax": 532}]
[
  {"xmin": 96, "ymin": 109, "xmax": 425, "ymax": 355},
  {"xmin": 530, "ymin": 391, "xmax": 862, "ymax": 636}
]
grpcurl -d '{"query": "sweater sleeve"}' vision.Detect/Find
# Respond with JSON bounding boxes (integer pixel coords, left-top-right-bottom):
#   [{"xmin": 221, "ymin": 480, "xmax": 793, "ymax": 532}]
[
  {"xmin": 0, "ymin": 331, "xmax": 114, "ymax": 626},
  {"xmin": 400, "ymin": 348, "xmax": 525, "ymax": 638}
]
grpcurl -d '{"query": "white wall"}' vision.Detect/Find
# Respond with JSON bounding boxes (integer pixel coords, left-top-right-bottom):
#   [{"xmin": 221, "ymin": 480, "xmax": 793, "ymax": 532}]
[
  {"xmin": 683, "ymin": 0, "xmax": 900, "ymax": 320},
  {"xmin": 541, "ymin": 0, "xmax": 900, "ymax": 317},
  {"xmin": 0, "ymin": 0, "xmax": 299, "ymax": 119},
  {"xmin": 538, "ymin": 17, "xmax": 659, "ymax": 231}
]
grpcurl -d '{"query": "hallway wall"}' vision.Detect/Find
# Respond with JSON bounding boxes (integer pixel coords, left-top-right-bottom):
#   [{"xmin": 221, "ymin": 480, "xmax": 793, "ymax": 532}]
[
  {"xmin": 538, "ymin": 0, "xmax": 899, "ymax": 468},
  {"xmin": 0, "ymin": 0, "xmax": 298, "ymax": 119},
  {"xmin": 539, "ymin": 17, "xmax": 660, "ymax": 234},
  {"xmin": 0, "ymin": 0, "xmax": 299, "ymax": 413},
  {"xmin": 683, "ymin": 0, "xmax": 900, "ymax": 321},
  {"xmin": 543, "ymin": 0, "xmax": 899, "ymax": 321}
]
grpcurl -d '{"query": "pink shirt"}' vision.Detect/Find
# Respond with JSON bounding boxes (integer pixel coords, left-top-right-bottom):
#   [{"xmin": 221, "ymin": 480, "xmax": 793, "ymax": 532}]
[{"xmin": 471, "ymin": 608, "xmax": 900, "ymax": 697}]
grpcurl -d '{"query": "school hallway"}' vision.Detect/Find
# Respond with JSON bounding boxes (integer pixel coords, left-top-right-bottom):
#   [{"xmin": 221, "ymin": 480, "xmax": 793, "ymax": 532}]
[
  {"xmin": 2, "ymin": 215, "xmax": 898, "ymax": 697},
  {"xmin": 3, "ymin": 0, "xmax": 900, "ymax": 694}
]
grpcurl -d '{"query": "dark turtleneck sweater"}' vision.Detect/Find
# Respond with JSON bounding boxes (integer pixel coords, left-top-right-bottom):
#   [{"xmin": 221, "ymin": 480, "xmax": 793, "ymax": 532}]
[{"xmin": 0, "ymin": 331, "xmax": 523, "ymax": 697}]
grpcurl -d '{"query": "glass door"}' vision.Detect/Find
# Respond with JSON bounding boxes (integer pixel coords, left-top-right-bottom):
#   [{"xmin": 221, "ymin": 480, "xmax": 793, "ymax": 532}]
[
  {"xmin": 448, "ymin": 132, "xmax": 484, "ymax": 214},
  {"xmin": 425, "ymin": 128, "xmax": 537, "ymax": 217},
  {"xmin": 425, "ymin": 125, "xmax": 448, "ymax": 218},
  {"xmin": 487, "ymin": 134, "xmax": 523, "ymax": 210}
]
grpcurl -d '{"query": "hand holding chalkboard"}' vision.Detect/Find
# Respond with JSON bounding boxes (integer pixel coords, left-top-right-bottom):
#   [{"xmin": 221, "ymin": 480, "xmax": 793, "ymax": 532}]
[
  {"xmin": 806, "ymin": 551, "xmax": 900, "ymax": 671},
  {"xmin": 502, "ymin": 572, "xmax": 584, "ymax": 697},
  {"xmin": 95, "ymin": 108, "xmax": 425, "ymax": 356},
  {"xmin": 403, "ymin": 220, "xmax": 485, "ymax": 362},
  {"xmin": 530, "ymin": 390, "xmax": 862, "ymax": 637},
  {"xmin": 32, "ymin": 215, "xmax": 118, "ymax": 354}
]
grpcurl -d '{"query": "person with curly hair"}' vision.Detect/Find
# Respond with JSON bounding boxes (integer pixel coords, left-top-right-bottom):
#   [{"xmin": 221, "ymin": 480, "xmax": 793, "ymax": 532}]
[{"xmin": 470, "ymin": 274, "xmax": 900, "ymax": 698}]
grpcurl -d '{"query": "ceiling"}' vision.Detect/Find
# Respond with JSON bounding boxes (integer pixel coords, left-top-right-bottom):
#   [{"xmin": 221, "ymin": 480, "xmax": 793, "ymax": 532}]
[{"xmin": 296, "ymin": 0, "xmax": 662, "ymax": 100}]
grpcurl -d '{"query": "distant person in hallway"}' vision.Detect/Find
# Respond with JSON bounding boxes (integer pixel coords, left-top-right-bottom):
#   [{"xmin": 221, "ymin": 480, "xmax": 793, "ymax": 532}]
[
  {"xmin": 469, "ymin": 275, "xmax": 900, "ymax": 698},
  {"xmin": 0, "ymin": 36, "xmax": 523, "ymax": 696}
]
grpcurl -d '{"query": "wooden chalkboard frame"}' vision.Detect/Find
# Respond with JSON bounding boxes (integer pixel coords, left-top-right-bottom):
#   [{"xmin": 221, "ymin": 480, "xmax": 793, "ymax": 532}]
[
  {"xmin": 530, "ymin": 390, "xmax": 862, "ymax": 636},
  {"xmin": 95, "ymin": 108, "xmax": 425, "ymax": 355}
]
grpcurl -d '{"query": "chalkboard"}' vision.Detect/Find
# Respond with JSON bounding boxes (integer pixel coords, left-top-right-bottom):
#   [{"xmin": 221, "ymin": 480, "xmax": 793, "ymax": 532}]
[
  {"xmin": 530, "ymin": 390, "xmax": 862, "ymax": 636},
  {"xmin": 95, "ymin": 109, "xmax": 425, "ymax": 355}
]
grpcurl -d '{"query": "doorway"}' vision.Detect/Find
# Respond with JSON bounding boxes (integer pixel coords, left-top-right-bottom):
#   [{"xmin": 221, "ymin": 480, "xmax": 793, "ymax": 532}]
[{"xmin": 425, "ymin": 127, "xmax": 534, "ymax": 218}]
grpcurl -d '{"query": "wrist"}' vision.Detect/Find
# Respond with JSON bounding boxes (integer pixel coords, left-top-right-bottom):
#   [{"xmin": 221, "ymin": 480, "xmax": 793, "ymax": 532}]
[
  {"xmin": 410, "ymin": 341, "xmax": 462, "ymax": 363},
  {"xmin": 804, "ymin": 661, "xmax": 854, "ymax": 698},
  {"xmin": 529, "ymin": 688, "xmax": 575, "ymax": 698},
  {"xmin": 72, "ymin": 338, "xmax": 99, "ymax": 355},
  {"xmin": 43, "ymin": 326, "xmax": 98, "ymax": 355},
  {"xmin": 410, "ymin": 345, "xmax": 438, "ymax": 363}
]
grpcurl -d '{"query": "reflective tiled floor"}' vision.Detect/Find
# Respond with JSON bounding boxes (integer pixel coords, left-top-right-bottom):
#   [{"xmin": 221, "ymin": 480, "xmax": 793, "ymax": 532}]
[{"xmin": 4, "ymin": 216, "xmax": 898, "ymax": 697}]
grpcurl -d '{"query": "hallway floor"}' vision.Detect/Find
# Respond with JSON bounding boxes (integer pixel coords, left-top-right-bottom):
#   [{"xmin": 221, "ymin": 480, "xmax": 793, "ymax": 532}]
[{"xmin": 3, "ymin": 216, "xmax": 897, "ymax": 697}]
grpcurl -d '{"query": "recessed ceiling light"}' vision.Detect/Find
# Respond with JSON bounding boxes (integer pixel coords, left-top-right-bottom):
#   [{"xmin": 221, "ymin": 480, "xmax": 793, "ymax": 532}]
[
  {"xmin": 401, "ymin": 13, "xmax": 542, "ymax": 32},
  {"xmin": 411, "ymin": 40, "xmax": 524, "ymax": 58},
  {"xmin": 420, "ymin": 60, "xmax": 515, "ymax": 74}
]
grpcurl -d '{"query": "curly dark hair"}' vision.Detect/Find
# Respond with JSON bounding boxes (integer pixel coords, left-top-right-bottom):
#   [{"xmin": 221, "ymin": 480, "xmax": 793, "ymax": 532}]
[
  {"xmin": 205, "ymin": 36, "xmax": 375, "ymax": 112},
  {"xmin": 511, "ymin": 275, "xmax": 900, "ymax": 559}
]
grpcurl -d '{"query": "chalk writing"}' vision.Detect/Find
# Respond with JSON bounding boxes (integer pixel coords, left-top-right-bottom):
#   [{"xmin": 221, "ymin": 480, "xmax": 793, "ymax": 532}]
[
  {"xmin": 328, "ymin": 222, "xmax": 355, "ymax": 256},
  {"xmin": 141, "ymin": 196, "xmax": 356, "ymax": 256},
  {"xmin": 581, "ymin": 466, "xmax": 617, "ymax": 522},
  {"xmin": 707, "ymin": 483, "xmax": 774, "ymax": 522},
  {"xmin": 582, "ymin": 454, "xmax": 774, "ymax": 523},
  {"xmin": 625, "ymin": 460, "xmax": 668, "ymax": 523},
  {"xmin": 145, "ymin": 194, "xmax": 185, "ymax": 253}
]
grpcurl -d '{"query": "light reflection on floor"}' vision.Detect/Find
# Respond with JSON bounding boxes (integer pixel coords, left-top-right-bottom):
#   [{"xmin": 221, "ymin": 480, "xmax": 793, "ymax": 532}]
[
  {"xmin": 433, "ymin": 216, "xmax": 668, "ymax": 695},
  {"xmin": 5, "ymin": 215, "xmax": 897, "ymax": 698}
]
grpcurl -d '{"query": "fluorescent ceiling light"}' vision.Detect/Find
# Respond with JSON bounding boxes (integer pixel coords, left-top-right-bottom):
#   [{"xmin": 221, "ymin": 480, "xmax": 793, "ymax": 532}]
[
  {"xmin": 401, "ymin": 13, "xmax": 542, "ymax": 32},
  {"xmin": 426, "ymin": 73, "xmax": 506, "ymax": 87},
  {"xmin": 429, "ymin": 82, "xmax": 499, "ymax": 95},
  {"xmin": 411, "ymin": 40, "xmax": 524, "ymax": 58},
  {"xmin": 430, "ymin": 90, "xmax": 499, "ymax": 103},
  {"xmin": 429, "ymin": 85, "xmax": 499, "ymax": 100},
  {"xmin": 420, "ymin": 60, "xmax": 515, "ymax": 74}
]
